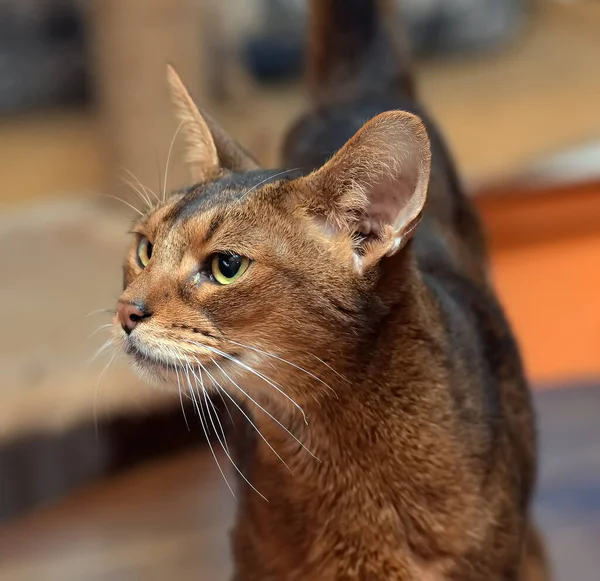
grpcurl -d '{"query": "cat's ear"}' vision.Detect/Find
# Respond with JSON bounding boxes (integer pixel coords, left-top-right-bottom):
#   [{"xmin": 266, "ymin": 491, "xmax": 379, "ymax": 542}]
[
  {"xmin": 299, "ymin": 111, "xmax": 431, "ymax": 268},
  {"xmin": 166, "ymin": 65, "xmax": 259, "ymax": 182}
]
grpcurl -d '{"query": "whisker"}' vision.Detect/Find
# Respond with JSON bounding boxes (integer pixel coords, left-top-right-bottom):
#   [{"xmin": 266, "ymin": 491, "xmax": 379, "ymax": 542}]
[
  {"xmin": 188, "ymin": 364, "xmax": 229, "ymax": 454},
  {"xmin": 211, "ymin": 370, "xmax": 235, "ymax": 427},
  {"xmin": 242, "ymin": 168, "xmax": 302, "ymax": 199},
  {"xmin": 163, "ymin": 121, "xmax": 185, "ymax": 201},
  {"xmin": 93, "ymin": 348, "xmax": 118, "ymax": 437},
  {"xmin": 85, "ymin": 308, "xmax": 116, "ymax": 318},
  {"xmin": 121, "ymin": 177, "xmax": 152, "ymax": 209},
  {"xmin": 187, "ymin": 368, "xmax": 227, "ymax": 460},
  {"xmin": 186, "ymin": 341, "xmax": 308, "ymax": 424},
  {"xmin": 155, "ymin": 153, "xmax": 165, "ymax": 203},
  {"xmin": 182, "ymin": 362, "xmax": 236, "ymax": 499},
  {"xmin": 186, "ymin": 345, "xmax": 317, "ymax": 461},
  {"xmin": 170, "ymin": 347, "xmax": 190, "ymax": 431},
  {"xmin": 206, "ymin": 358, "xmax": 291, "ymax": 472},
  {"xmin": 121, "ymin": 167, "xmax": 160, "ymax": 203},
  {"xmin": 101, "ymin": 194, "xmax": 144, "ymax": 216},
  {"xmin": 201, "ymin": 381, "xmax": 232, "ymax": 459},
  {"xmin": 184, "ymin": 361, "xmax": 210, "ymax": 430},
  {"xmin": 87, "ymin": 323, "xmax": 114, "ymax": 340},
  {"xmin": 225, "ymin": 339, "xmax": 337, "ymax": 397},
  {"xmin": 189, "ymin": 368, "xmax": 268, "ymax": 502},
  {"xmin": 89, "ymin": 338, "xmax": 115, "ymax": 364},
  {"xmin": 312, "ymin": 355, "xmax": 349, "ymax": 384},
  {"xmin": 217, "ymin": 351, "xmax": 309, "ymax": 424},
  {"xmin": 182, "ymin": 358, "xmax": 268, "ymax": 501}
]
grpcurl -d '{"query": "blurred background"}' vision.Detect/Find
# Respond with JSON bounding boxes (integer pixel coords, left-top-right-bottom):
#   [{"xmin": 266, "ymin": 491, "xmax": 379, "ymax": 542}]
[{"xmin": 0, "ymin": 0, "xmax": 599, "ymax": 579}]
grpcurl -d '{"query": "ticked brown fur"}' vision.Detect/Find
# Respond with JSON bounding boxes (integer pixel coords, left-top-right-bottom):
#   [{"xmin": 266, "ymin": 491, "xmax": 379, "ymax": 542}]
[{"xmin": 115, "ymin": 1, "xmax": 548, "ymax": 579}]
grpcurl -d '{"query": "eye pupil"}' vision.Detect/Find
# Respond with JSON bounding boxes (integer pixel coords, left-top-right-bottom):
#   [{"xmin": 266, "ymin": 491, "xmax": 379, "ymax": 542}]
[
  {"xmin": 210, "ymin": 252, "xmax": 249, "ymax": 284},
  {"xmin": 218, "ymin": 254, "xmax": 242, "ymax": 278},
  {"xmin": 137, "ymin": 237, "xmax": 153, "ymax": 268}
]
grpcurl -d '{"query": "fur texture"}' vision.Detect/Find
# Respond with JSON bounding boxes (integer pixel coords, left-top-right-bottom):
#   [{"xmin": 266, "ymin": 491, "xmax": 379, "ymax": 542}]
[{"xmin": 114, "ymin": 0, "xmax": 548, "ymax": 579}]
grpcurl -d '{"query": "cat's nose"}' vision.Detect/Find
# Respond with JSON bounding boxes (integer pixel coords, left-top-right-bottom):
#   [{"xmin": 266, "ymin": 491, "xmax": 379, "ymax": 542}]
[{"xmin": 117, "ymin": 301, "xmax": 151, "ymax": 334}]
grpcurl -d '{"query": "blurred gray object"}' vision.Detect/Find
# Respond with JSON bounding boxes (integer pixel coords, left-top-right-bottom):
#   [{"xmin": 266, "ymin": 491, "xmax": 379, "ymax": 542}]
[
  {"xmin": 402, "ymin": 0, "xmax": 529, "ymax": 56},
  {"xmin": 263, "ymin": 0, "xmax": 528, "ymax": 54},
  {"xmin": 0, "ymin": 0, "xmax": 88, "ymax": 115},
  {"xmin": 244, "ymin": 0, "xmax": 530, "ymax": 82}
]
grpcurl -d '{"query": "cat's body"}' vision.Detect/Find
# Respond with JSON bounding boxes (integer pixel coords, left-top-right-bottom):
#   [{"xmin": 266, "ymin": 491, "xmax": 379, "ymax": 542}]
[
  {"xmin": 115, "ymin": 1, "xmax": 547, "ymax": 579},
  {"xmin": 231, "ymin": 2, "xmax": 542, "ymax": 579}
]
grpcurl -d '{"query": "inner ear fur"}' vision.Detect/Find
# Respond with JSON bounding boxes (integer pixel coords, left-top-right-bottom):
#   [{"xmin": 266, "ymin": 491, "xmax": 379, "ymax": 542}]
[{"xmin": 298, "ymin": 111, "xmax": 431, "ymax": 263}]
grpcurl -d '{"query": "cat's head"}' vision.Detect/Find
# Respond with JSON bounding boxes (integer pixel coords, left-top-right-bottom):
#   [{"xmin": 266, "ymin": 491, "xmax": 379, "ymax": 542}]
[{"xmin": 114, "ymin": 67, "xmax": 431, "ymax": 409}]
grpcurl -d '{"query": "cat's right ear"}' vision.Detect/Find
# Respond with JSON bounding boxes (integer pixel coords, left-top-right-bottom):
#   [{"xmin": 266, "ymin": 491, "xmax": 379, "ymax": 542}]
[
  {"xmin": 166, "ymin": 65, "xmax": 259, "ymax": 182},
  {"xmin": 297, "ymin": 111, "xmax": 431, "ymax": 271}
]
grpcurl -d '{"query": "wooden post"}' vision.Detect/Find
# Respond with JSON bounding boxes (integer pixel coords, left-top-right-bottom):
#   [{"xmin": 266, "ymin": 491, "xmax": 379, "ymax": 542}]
[{"xmin": 89, "ymin": 0, "xmax": 205, "ymax": 208}]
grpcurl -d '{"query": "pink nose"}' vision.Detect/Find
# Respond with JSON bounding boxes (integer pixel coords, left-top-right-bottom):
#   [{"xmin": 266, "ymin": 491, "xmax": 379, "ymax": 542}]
[{"xmin": 117, "ymin": 301, "xmax": 150, "ymax": 334}]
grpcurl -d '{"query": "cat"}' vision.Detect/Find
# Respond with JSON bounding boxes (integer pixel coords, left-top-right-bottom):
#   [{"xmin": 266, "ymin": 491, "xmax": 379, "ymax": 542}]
[{"xmin": 114, "ymin": 0, "xmax": 549, "ymax": 579}]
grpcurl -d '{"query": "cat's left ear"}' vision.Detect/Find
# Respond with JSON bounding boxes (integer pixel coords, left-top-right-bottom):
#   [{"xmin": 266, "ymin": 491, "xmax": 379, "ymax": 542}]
[
  {"xmin": 299, "ymin": 111, "xmax": 431, "ymax": 269},
  {"xmin": 166, "ymin": 65, "xmax": 259, "ymax": 182}
]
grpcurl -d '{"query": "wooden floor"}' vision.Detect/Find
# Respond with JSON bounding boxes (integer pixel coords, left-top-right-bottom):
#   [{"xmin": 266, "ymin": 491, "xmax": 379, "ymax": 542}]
[{"xmin": 0, "ymin": 385, "xmax": 598, "ymax": 581}]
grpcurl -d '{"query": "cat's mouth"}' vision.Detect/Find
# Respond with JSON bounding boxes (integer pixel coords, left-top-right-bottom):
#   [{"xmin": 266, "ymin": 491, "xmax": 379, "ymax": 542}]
[
  {"xmin": 123, "ymin": 335, "xmax": 235, "ymax": 379},
  {"xmin": 125, "ymin": 342, "xmax": 173, "ymax": 372}
]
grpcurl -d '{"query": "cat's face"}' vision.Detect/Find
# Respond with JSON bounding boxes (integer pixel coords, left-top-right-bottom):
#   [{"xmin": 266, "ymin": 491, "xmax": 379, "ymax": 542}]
[
  {"xmin": 115, "ymin": 170, "xmax": 366, "ymax": 407},
  {"xmin": 113, "ymin": 67, "xmax": 430, "ymax": 409}
]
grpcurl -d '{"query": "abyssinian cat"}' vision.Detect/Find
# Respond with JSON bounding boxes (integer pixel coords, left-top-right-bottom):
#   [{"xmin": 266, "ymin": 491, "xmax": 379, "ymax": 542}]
[{"xmin": 114, "ymin": 0, "xmax": 548, "ymax": 579}]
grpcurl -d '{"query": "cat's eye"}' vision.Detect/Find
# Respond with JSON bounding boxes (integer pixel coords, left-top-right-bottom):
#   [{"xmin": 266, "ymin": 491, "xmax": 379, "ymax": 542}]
[
  {"xmin": 137, "ymin": 237, "xmax": 153, "ymax": 268},
  {"xmin": 210, "ymin": 253, "xmax": 250, "ymax": 285}
]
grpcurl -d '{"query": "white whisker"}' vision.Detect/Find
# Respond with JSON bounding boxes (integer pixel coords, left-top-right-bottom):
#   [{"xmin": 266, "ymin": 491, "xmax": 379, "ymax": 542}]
[
  {"xmin": 121, "ymin": 167, "xmax": 160, "ymax": 203},
  {"xmin": 186, "ymin": 345, "xmax": 317, "ymax": 461},
  {"xmin": 225, "ymin": 339, "xmax": 337, "ymax": 397},
  {"xmin": 192, "ymin": 371, "xmax": 268, "ymax": 502},
  {"xmin": 186, "ymin": 341, "xmax": 307, "ymax": 423},
  {"xmin": 89, "ymin": 338, "xmax": 115, "ymax": 364},
  {"xmin": 211, "ymin": 371, "xmax": 235, "ymax": 427},
  {"xmin": 155, "ymin": 154, "xmax": 165, "ymax": 203},
  {"xmin": 88, "ymin": 324, "xmax": 114, "ymax": 340},
  {"xmin": 242, "ymin": 168, "xmax": 301, "ymax": 199},
  {"xmin": 188, "ymin": 364, "xmax": 229, "ymax": 454},
  {"xmin": 182, "ymin": 358, "xmax": 268, "ymax": 500},
  {"xmin": 163, "ymin": 121, "xmax": 185, "ymax": 201},
  {"xmin": 101, "ymin": 194, "xmax": 144, "ymax": 216},
  {"xmin": 184, "ymin": 361, "xmax": 209, "ymax": 428},
  {"xmin": 170, "ymin": 348, "xmax": 190, "ymax": 431},
  {"xmin": 312, "ymin": 355, "xmax": 349, "ymax": 384},
  {"xmin": 182, "ymin": 361, "xmax": 237, "ymax": 499},
  {"xmin": 219, "ymin": 352, "xmax": 308, "ymax": 424},
  {"xmin": 122, "ymin": 178, "xmax": 152, "ymax": 209},
  {"xmin": 204, "ymin": 392, "xmax": 229, "ymax": 453},
  {"xmin": 201, "ymin": 383, "xmax": 233, "ymax": 461},
  {"xmin": 85, "ymin": 308, "xmax": 116, "ymax": 318},
  {"xmin": 93, "ymin": 347, "xmax": 118, "ymax": 437},
  {"xmin": 206, "ymin": 358, "xmax": 291, "ymax": 472}
]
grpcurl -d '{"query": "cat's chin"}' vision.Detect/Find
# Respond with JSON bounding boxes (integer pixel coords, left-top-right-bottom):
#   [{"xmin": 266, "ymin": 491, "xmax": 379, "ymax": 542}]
[
  {"xmin": 127, "ymin": 347, "xmax": 174, "ymax": 383},
  {"xmin": 126, "ymin": 341, "xmax": 174, "ymax": 372},
  {"xmin": 122, "ymin": 336, "xmax": 287, "ymax": 411},
  {"xmin": 123, "ymin": 338, "xmax": 230, "ymax": 388}
]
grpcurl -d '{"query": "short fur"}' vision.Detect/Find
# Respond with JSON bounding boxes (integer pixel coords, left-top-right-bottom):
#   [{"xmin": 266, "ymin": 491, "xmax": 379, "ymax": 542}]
[{"xmin": 114, "ymin": 1, "xmax": 548, "ymax": 579}]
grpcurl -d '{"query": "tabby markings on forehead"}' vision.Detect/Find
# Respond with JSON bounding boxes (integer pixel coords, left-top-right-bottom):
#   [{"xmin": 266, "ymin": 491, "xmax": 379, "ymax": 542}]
[{"xmin": 167, "ymin": 169, "xmax": 304, "ymax": 224}]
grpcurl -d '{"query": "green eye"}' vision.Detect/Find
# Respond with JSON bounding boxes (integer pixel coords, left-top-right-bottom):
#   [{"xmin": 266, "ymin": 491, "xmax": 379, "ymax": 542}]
[
  {"xmin": 137, "ymin": 237, "xmax": 153, "ymax": 268},
  {"xmin": 211, "ymin": 253, "xmax": 250, "ymax": 285}
]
